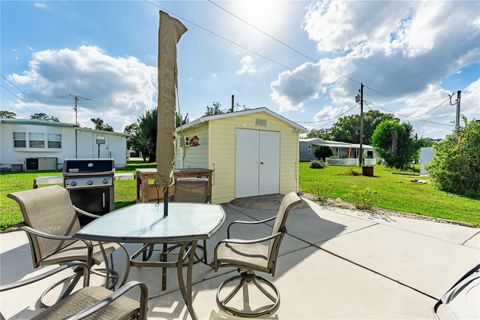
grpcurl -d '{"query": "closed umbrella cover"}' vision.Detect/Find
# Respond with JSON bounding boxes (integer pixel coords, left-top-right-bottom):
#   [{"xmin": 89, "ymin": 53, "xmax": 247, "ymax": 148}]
[{"xmin": 156, "ymin": 10, "xmax": 187, "ymax": 188}]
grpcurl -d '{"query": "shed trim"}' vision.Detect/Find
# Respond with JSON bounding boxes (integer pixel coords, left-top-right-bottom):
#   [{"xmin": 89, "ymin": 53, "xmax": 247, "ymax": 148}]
[{"xmin": 176, "ymin": 107, "xmax": 307, "ymax": 133}]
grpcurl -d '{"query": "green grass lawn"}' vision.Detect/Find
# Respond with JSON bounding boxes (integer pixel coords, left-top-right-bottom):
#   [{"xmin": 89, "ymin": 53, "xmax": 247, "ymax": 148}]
[
  {"xmin": 299, "ymin": 162, "xmax": 479, "ymax": 226},
  {"xmin": 0, "ymin": 161, "xmax": 156, "ymax": 230},
  {"xmin": 1, "ymin": 161, "xmax": 479, "ymax": 230}
]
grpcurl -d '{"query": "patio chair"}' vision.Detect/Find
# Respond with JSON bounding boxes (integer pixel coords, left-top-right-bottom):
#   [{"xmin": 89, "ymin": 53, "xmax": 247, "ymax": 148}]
[
  {"xmin": 7, "ymin": 185, "xmax": 119, "ymax": 306},
  {"xmin": 142, "ymin": 178, "xmax": 210, "ymax": 263},
  {"xmin": 0, "ymin": 261, "xmax": 148, "ymax": 320},
  {"xmin": 212, "ymin": 192, "xmax": 303, "ymax": 317}
]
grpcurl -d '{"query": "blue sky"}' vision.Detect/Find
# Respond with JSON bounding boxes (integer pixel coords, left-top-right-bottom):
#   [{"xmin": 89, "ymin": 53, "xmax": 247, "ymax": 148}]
[{"xmin": 1, "ymin": 0, "xmax": 479, "ymax": 138}]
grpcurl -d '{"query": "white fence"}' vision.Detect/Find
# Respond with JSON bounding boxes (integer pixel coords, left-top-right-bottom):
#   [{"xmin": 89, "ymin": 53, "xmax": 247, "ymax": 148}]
[{"xmin": 326, "ymin": 158, "xmax": 376, "ymax": 166}]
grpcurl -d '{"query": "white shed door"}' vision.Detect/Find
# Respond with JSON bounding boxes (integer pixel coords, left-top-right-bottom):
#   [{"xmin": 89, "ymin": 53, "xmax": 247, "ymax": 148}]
[
  {"xmin": 259, "ymin": 131, "xmax": 280, "ymax": 195},
  {"xmin": 235, "ymin": 129, "xmax": 280, "ymax": 198}
]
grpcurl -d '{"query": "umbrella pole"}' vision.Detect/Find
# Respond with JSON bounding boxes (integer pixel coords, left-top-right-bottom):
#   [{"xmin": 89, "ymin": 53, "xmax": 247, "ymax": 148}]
[{"xmin": 162, "ymin": 188, "xmax": 169, "ymax": 290}]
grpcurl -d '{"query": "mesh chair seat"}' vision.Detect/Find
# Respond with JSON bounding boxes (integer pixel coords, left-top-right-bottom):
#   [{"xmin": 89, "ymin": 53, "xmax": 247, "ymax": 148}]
[
  {"xmin": 32, "ymin": 286, "xmax": 140, "ymax": 320},
  {"xmin": 41, "ymin": 241, "xmax": 119, "ymax": 266},
  {"xmin": 216, "ymin": 242, "xmax": 270, "ymax": 272}
]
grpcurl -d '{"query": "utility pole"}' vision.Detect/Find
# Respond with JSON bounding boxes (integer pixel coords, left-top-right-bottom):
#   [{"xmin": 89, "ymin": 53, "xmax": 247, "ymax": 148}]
[
  {"xmin": 73, "ymin": 95, "xmax": 79, "ymax": 125},
  {"xmin": 456, "ymin": 90, "xmax": 461, "ymax": 127},
  {"xmin": 358, "ymin": 83, "xmax": 364, "ymax": 167},
  {"xmin": 66, "ymin": 93, "xmax": 93, "ymax": 158},
  {"xmin": 449, "ymin": 90, "xmax": 461, "ymax": 127},
  {"xmin": 231, "ymin": 94, "xmax": 235, "ymax": 113}
]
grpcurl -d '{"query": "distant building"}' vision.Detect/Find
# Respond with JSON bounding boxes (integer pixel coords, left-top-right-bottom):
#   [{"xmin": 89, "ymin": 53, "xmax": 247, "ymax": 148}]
[
  {"xmin": 0, "ymin": 119, "xmax": 127, "ymax": 170},
  {"xmin": 419, "ymin": 147, "xmax": 434, "ymax": 176},
  {"xmin": 299, "ymin": 138, "xmax": 376, "ymax": 165}
]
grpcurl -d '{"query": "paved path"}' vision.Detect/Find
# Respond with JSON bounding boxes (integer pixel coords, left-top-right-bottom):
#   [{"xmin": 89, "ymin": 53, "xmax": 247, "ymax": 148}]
[{"xmin": 1, "ymin": 198, "xmax": 478, "ymax": 319}]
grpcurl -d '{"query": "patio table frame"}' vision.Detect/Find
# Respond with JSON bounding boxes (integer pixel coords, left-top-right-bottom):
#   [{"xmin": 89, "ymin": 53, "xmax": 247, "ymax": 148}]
[{"xmin": 73, "ymin": 203, "xmax": 225, "ymax": 320}]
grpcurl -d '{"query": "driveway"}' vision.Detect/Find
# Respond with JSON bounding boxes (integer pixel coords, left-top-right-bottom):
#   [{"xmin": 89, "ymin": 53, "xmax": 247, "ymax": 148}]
[{"xmin": 1, "ymin": 196, "xmax": 479, "ymax": 319}]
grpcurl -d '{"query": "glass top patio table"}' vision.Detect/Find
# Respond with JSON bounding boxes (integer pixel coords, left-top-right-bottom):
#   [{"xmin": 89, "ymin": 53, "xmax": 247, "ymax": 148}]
[{"xmin": 74, "ymin": 202, "xmax": 226, "ymax": 243}]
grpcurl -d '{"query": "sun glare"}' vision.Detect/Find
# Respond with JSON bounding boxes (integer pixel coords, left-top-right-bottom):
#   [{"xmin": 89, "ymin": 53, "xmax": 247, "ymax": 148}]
[{"xmin": 231, "ymin": 0, "xmax": 286, "ymax": 33}]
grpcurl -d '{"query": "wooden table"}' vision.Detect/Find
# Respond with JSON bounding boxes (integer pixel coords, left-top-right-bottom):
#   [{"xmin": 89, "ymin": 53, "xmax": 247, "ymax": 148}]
[{"xmin": 136, "ymin": 168, "xmax": 213, "ymax": 203}]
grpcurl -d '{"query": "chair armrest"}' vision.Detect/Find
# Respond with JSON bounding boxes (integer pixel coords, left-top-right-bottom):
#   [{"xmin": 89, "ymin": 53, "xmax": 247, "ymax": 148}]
[
  {"xmin": 0, "ymin": 262, "xmax": 89, "ymax": 292},
  {"xmin": 63, "ymin": 281, "xmax": 149, "ymax": 320},
  {"xmin": 19, "ymin": 224, "xmax": 75, "ymax": 241},
  {"xmin": 213, "ymin": 232, "xmax": 282, "ymax": 269},
  {"xmin": 227, "ymin": 216, "xmax": 276, "ymax": 238},
  {"xmin": 74, "ymin": 206, "xmax": 101, "ymax": 219}
]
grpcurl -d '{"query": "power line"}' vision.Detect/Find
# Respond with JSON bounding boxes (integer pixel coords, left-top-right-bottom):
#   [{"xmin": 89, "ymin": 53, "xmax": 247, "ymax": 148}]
[
  {"xmin": 1, "ymin": 82, "xmax": 19, "ymax": 99},
  {"xmin": 144, "ymin": 0, "xmax": 342, "ymax": 92},
  {"xmin": 364, "ymin": 100, "xmax": 453, "ymax": 127},
  {"xmin": 146, "ymin": 0, "xmax": 455, "ymax": 127},
  {"xmin": 408, "ymin": 97, "xmax": 450, "ymax": 120},
  {"xmin": 295, "ymin": 105, "xmax": 358, "ymax": 124},
  {"xmin": 207, "ymin": 0, "xmax": 317, "ymax": 63},
  {"xmin": 206, "ymin": 0, "xmax": 398, "ymax": 93},
  {"xmin": 1, "ymin": 74, "xmax": 40, "ymax": 103}
]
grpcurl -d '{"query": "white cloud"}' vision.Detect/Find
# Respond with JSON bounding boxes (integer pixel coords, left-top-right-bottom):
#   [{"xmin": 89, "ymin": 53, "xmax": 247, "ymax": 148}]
[
  {"xmin": 34, "ymin": 2, "xmax": 47, "ymax": 9},
  {"xmin": 271, "ymin": 0, "xmax": 480, "ymax": 130},
  {"xmin": 211, "ymin": 73, "xmax": 217, "ymax": 78},
  {"xmin": 8, "ymin": 45, "xmax": 156, "ymax": 131},
  {"xmin": 314, "ymin": 105, "xmax": 350, "ymax": 122},
  {"xmin": 236, "ymin": 55, "xmax": 256, "ymax": 75}
]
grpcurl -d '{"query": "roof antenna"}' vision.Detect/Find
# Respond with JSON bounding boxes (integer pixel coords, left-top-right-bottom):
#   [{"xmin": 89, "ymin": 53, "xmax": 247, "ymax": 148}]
[{"xmin": 67, "ymin": 93, "xmax": 94, "ymax": 125}]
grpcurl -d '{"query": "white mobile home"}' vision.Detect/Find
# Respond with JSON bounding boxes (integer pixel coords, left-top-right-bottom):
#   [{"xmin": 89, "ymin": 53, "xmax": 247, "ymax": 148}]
[{"xmin": 0, "ymin": 119, "xmax": 127, "ymax": 170}]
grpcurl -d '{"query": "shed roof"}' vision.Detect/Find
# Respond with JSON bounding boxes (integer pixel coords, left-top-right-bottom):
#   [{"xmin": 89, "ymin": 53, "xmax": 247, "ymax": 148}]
[{"xmin": 176, "ymin": 107, "xmax": 307, "ymax": 133}]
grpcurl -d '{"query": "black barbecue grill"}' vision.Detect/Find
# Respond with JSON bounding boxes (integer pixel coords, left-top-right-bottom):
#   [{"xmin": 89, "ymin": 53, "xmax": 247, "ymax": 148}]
[{"xmin": 63, "ymin": 158, "xmax": 115, "ymax": 225}]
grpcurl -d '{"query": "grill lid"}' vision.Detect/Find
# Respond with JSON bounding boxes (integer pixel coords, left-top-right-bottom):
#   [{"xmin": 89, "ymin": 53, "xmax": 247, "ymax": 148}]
[{"xmin": 63, "ymin": 158, "xmax": 114, "ymax": 175}]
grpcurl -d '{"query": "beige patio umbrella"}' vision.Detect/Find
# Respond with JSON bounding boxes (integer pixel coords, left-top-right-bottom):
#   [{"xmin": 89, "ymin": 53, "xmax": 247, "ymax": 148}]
[{"xmin": 156, "ymin": 10, "xmax": 187, "ymax": 215}]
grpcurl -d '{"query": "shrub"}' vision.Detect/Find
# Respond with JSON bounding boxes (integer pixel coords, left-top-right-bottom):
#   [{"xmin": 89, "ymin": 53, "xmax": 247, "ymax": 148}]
[
  {"xmin": 310, "ymin": 160, "xmax": 326, "ymax": 169},
  {"xmin": 312, "ymin": 181, "xmax": 332, "ymax": 203},
  {"xmin": 429, "ymin": 118, "xmax": 480, "ymax": 198},
  {"xmin": 314, "ymin": 146, "xmax": 333, "ymax": 160},
  {"xmin": 371, "ymin": 120, "xmax": 417, "ymax": 169},
  {"xmin": 350, "ymin": 169, "xmax": 360, "ymax": 176},
  {"xmin": 349, "ymin": 184, "xmax": 376, "ymax": 210}
]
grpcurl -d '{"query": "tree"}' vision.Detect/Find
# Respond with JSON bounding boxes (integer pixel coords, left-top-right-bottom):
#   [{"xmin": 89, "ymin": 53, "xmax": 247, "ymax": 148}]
[
  {"xmin": 429, "ymin": 118, "xmax": 480, "ymax": 198},
  {"xmin": 137, "ymin": 109, "xmax": 157, "ymax": 162},
  {"xmin": 91, "ymin": 118, "xmax": 113, "ymax": 131},
  {"xmin": 329, "ymin": 110, "xmax": 398, "ymax": 145},
  {"xmin": 306, "ymin": 128, "xmax": 331, "ymax": 139},
  {"xmin": 314, "ymin": 146, "xmax": 333, "ymax": 160},
  {"xmin": 204, "ymin": 101, "xmax": 225, "ymax": 116},
  {"xmin": 176, "ymin": 113, "xmax": 189, "ymax": 128},
  {"xmin": 30, "ymin": 113, "xmax": 59, "ymax": 122},
  {"xmin": 124, "ymin": 123, "xmax": 139, "ymax": 150},
  {"xmin": 0, "ymin": 110, "xmax": 16, "ymax": 119},
  {"xmin": 371, "ymin": 120, "xmax": 416, "ymax": 169}
]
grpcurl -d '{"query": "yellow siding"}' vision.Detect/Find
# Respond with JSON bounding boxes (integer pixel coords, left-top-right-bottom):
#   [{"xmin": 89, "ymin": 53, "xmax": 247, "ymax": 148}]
[
  {"xmin": 175, "ymin": 123, "xmax": 209, "ymax": 169},
  {"xmin": 209, "ymin": 112, "xmax": 299, "ymax": 203}
]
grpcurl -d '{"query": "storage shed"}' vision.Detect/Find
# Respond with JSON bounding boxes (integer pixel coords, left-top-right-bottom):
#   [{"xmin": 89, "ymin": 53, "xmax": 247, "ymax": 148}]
[{"xmin": 175, "ymin": 107, "xmax": 306, "ymax": 204}]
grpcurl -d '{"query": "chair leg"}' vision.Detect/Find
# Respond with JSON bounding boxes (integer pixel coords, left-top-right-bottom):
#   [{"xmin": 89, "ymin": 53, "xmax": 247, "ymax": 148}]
[
  {"xmin": 39, "ymin": 267, "xmax": 84, "ymax": 308},
  {"xmin": 216, "ymin": 271, "xmax": 280, "ymax": 318}
]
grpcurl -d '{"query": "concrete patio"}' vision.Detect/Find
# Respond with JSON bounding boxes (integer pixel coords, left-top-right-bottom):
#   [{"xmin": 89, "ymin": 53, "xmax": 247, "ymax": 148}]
[{"xmin": 1, "ymin": 196, "xmax": 479, "ymax": 319}]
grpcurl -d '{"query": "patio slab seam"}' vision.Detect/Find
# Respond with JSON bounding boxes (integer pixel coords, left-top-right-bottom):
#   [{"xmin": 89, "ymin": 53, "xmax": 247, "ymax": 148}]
[
  {"xmin": 224, "ymin": 204, "xmax": 442, "ymax": 300},
  {"xmin": 303, "ymin": 202, "xmax": 480, "ymax": 246},
  {"xmin": 285, "ymin": 230, "xmax": 439, "ymax": 301},
  {"xmin": 226, "ymin": 203, "xmax": 381, "ymax": 244},
  {"xmin": 461, "ymin": 230, "xmax": 480, "ymax": 245}
]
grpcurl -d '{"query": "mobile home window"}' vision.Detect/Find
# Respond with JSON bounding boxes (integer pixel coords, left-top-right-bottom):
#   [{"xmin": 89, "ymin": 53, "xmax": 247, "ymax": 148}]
[
  {"xmin": 29, "ymin": 132, "xmax": 45, "ymax": 148},
  {"xmin": 48, "ymin": 133, "xmax": 62, "ymax": 148},
  {"xmin": 13, "ymin": 132, "xmax": 26, "ymax": 148},
  {"xmin": 307, "ymin": 145, "xmax": 312, "ymax": 155}
]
